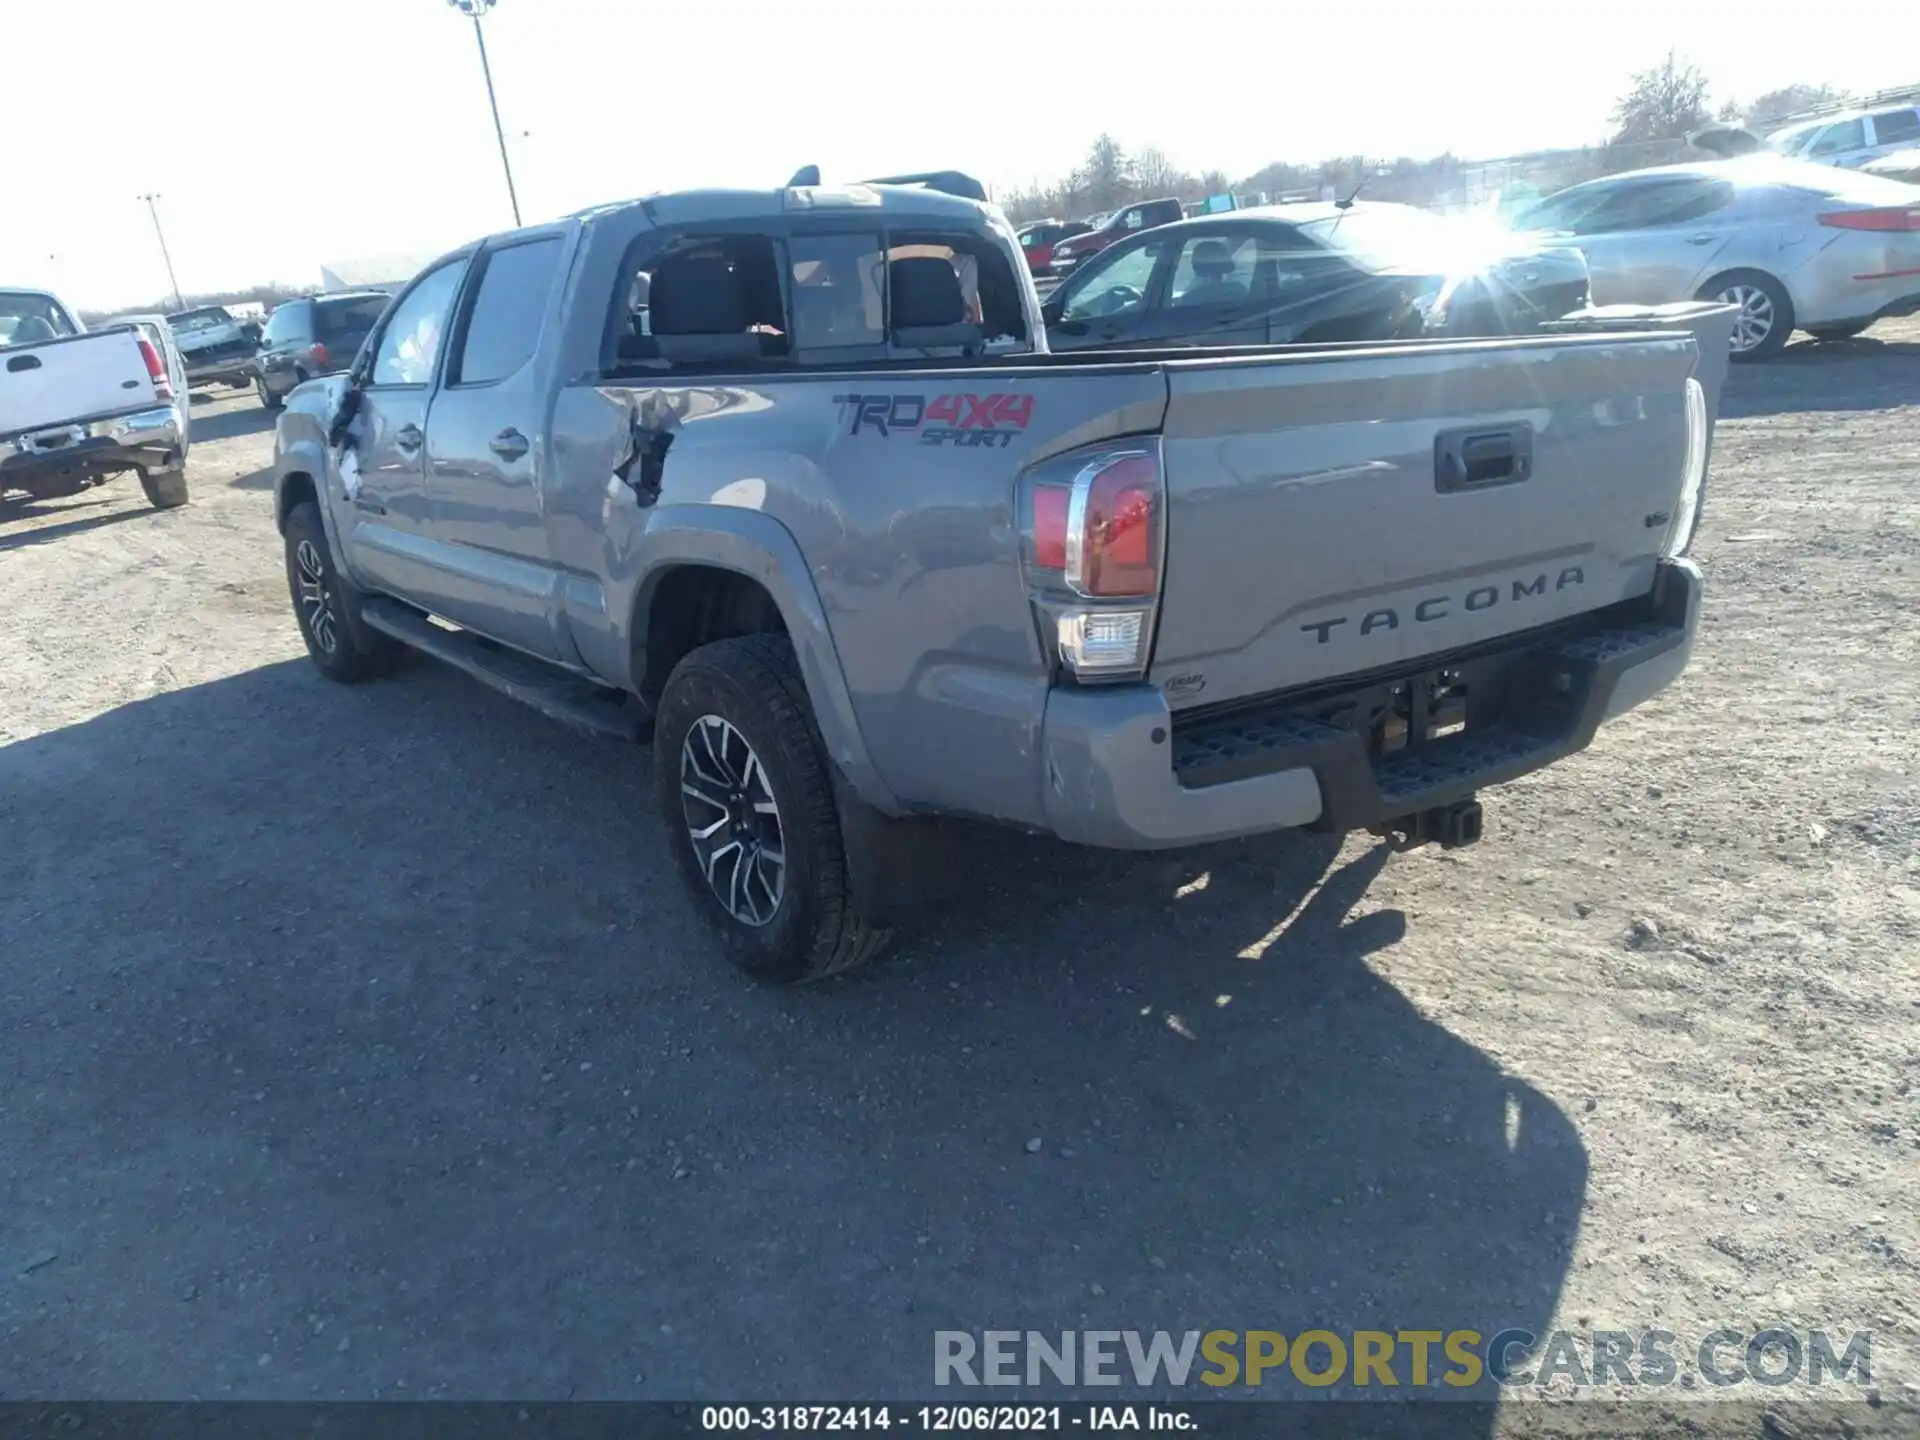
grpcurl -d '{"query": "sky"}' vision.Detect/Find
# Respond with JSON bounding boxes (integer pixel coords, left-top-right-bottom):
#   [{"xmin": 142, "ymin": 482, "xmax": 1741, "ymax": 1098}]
[{"xmin": 7, "ymin": 0, "xmax": 1915, "ymax": 309}]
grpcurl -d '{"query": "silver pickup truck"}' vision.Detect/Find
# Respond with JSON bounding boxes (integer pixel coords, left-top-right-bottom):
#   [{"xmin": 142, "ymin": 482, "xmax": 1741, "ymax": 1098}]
[{"xmin": 270, "ymin": 173, "xmax": 1733, "ymax": 981}]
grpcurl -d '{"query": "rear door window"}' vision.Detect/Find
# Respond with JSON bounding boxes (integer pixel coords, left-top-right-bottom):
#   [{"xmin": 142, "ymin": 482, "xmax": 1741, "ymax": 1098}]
[
  {"xmin": 450, "ymin": 237, "xmax": 563, "ymax": 385},
  {"xmin": 1871, "ymin": 108, "xmax": 1920, "ymax": 145}
]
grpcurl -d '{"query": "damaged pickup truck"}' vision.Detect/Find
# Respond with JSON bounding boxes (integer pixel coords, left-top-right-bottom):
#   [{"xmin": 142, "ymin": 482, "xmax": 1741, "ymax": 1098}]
[{"xmin": 270, "ymin": 171, "xmax": 1734, "ymax": 981}]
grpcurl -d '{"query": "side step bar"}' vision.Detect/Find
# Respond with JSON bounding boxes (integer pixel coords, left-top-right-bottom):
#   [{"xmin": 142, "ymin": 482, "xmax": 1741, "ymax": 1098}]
[{"xmin": 360, "ymin": 598, "xmax": 651, "ymax": 743}]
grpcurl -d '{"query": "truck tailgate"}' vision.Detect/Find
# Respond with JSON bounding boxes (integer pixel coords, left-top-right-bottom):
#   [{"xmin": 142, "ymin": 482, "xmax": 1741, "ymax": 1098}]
[
  {"xmin": 1149, "ymin": 333, "xmax": 1702, "ymax": 708},
  {"xmin": 0, "ymin": 329, "xmax": 158, "ymax": 437}
]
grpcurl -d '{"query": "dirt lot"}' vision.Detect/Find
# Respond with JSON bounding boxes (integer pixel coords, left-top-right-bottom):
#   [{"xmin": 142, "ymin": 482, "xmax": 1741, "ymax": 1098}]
[{"xmin": 1, "ymin": 323, "xmax": 1916, "ymax": 1425}]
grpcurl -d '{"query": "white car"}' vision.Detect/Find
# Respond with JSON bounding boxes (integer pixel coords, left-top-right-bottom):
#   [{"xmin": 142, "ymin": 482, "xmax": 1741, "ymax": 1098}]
[
  {"xmin": 1510, "ymin": 157, "xmax": 1920, "ymax": 360},
  {"xmin": 1768, "ymin": 103, "xmax": 1920, "ymax": 170}
]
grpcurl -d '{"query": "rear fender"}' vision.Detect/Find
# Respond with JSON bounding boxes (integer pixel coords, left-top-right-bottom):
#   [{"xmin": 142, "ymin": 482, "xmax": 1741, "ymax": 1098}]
[{"xmin": 622, "ymin": 504, "xmax": 898, "ymax": 815}]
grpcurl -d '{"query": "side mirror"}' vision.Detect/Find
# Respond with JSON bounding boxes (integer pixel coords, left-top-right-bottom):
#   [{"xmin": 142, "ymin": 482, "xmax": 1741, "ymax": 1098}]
[{"xmin": 1040, "ymin": 295, "xmax": 1064, "ymax": 325}]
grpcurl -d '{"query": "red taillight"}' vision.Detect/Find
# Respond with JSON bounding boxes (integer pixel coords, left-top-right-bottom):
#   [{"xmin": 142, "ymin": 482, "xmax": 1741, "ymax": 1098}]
[
  {"xmin": 310, "ymin": 341, "xmax": 331, "ymax": 368},
  {"xmin": 136, "ymin": 336, "xmax": 172, "ymax": 401},
  {"xmin": 1032, "ymin": 485, "xmax": 1069, "ymax": 570},
  {"xmin": 1072, "ymin": 453, "xmax": 1160, "ymax": 598},
  {"xmin": 1818, "ymin": 207, "xmax": 1920, "ymax": 231}
]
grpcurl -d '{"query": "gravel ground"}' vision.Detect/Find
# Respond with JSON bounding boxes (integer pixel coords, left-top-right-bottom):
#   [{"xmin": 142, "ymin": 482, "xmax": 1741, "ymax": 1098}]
[{"xmin": 1, "ymin": 323, "xmax": 1916, "ymax": 1427}]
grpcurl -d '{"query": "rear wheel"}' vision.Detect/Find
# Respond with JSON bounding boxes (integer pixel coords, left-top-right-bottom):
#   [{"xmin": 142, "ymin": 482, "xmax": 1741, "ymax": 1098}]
[
  {"xmin": 653, "ymin": 634, "xmax": 891, "ymax": 982},
  {"xmin": 282, "ymin": 501, "xmax": 399, "ymax": 683},
  {"xmin": 1698, "ymin": 270, "xmax": 1794, "ymax": 361},
  {"xmin": 1806, "ymin": 321, "xmax": 1871, "ymax": 342},
  {"xmin": 139, "ymin": 468, "xmax": 189, "ymax": 510}
]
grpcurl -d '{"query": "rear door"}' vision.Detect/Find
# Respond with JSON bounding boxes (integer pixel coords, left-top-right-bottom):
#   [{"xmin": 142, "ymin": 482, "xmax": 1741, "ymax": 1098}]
[
  {"xmin": 418, "ymin": 232, "xmax": 569, "ymax": 657},
  {"xmin": 1148, "ymin": 332, "xmax": 1704, "ymax": 708},
  {"xmin": 335, "ymin": 257, "xmax": 471, "ymax": 599}
]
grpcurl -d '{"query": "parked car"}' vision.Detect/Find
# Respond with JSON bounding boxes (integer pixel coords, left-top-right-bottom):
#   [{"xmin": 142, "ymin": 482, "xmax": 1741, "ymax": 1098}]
[
  {"xmin": 1768, "ymin": 102, "xmax": 1920, "ymax": 170},
  {"xmin": 1044, "ymin": 197, "xmax": 1184, "ymax": 277},
  {"xmin": 1508, "ymin": 156, "xmax": 1920, "ymax": 359},
  {"xmin": 252, "ymin": 291, "xmax": 392, "ymax": 410},
  {"xmin": 0, "ymin": 287, "xmax": 190, "ymax": 509},
  {"xmin": 165, "ymin": 305, "xmax": 260, "ymax": 390},
  {"xmin": 267, "ymin": 169, "xmax": 1731, "ymax": 981},
  {"xmin": 1015, "ymin": 219, "xmax": 1090, "ymax": 272},
  {"xmin": 1042, "ymin": 201, "xmax": 1590, "ymax": 352}
]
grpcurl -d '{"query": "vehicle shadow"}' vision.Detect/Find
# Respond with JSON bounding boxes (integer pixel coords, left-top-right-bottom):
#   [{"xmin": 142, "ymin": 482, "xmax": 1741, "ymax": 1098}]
[
  {"xmin": 1721, "ymin": 336, "xmax": 1919, "ymax": 418},
  {"xmin": 229, "ymin": 464, "xmax": 277, "ymax": 492},
  {"xmin": 191, "ymin": 404, "xmax": 277, "ymax": 443},
  {"xmin": 0, "ymin": 661, "xmax": 1585, "ymax": 1416},
  {"xmin": 0, "ymin": 500, "xmax": 163, "ymax": 552}
]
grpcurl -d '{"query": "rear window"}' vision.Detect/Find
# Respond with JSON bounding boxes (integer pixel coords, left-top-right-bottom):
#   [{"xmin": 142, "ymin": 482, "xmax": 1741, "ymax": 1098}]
[
  {"xmin": 315, "ymin": 295, "xmax": 389, "ymax": 338},
  {"xmin": 607, "ymin": 226, "xmax": 1029, "ymax": 373},
  {"xmin": 0, "ymin": 292, "xmax": 77, "ymax": 346},
  {"xmin": 167, "ymin": 308, "xmax": 229, "ymax": 333}
]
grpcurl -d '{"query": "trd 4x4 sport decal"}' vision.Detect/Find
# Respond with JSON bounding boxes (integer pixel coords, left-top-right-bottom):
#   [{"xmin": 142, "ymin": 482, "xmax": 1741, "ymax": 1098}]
[{"xmin": 832, "ymin": 392, "xmax": 1035, "ymax": 448}]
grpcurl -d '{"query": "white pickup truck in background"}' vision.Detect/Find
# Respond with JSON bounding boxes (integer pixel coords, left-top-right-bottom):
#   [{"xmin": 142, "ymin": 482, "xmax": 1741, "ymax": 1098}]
[{"xmin": 0, "ymin": 287, "xmax": 191, "ymax": 510}]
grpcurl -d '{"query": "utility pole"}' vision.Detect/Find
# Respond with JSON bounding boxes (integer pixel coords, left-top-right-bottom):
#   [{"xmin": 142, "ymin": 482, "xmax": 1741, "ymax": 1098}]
[
  {"xmin": 448, "ymin": 0, "xmax": 522, "ymax": 227},
  {"xmin": 136, "ymin": 193, "xmax": 185, "ymax": 310}
]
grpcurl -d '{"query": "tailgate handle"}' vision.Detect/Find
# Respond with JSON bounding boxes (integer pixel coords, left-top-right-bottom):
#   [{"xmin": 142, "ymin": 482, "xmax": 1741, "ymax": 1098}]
[
  {"xmin": 1436, "ymin": 423, "xmax": 1532, "ymax": 492},
  {"xmin": 6, "ymin": 354, "xmax": 41, "ymax": 372}
]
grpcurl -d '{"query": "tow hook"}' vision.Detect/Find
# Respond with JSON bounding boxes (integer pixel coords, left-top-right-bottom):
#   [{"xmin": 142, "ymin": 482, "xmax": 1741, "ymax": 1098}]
[{"xmin": 1372, "ymin": 798, "xmax": 1484, "ymax": 852}]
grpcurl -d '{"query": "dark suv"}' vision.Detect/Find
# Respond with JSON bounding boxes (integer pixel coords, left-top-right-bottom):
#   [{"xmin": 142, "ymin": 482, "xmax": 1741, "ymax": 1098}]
[{"xmin": 253, "ymin": 291, "xmax": 393, "ymax": 410}]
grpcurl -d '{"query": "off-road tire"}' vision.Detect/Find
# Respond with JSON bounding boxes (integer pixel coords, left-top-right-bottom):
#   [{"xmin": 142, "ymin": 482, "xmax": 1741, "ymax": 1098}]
[
  {"xmin": 653, "ymin": 634, "xmax": 892, "ymax": 982},
  {"xmin": 282, "ymin": 501, "xmax": 399, "ymax": 683},
  {"xmin": 1806, "ymin": 321, "xmax": 1871, "ymax": 342},
  {"xmin": 139, "ymin": 468, "xmax": 189, "ymax": 510}
]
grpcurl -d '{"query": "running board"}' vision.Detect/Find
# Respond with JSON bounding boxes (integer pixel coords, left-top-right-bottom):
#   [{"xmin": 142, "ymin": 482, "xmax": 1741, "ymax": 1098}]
[{"xmin": 360, "ymin": 598, "xmax": 651, "ymax": 743}]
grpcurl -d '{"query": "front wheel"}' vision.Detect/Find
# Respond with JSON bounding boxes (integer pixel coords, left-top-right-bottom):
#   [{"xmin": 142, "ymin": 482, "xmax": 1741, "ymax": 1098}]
[
  {"xmin": 282, "ymin": 501, "xmax": 399, "ymax": 683},
  {"xmin": 257, "ymin": 374, "xmax": 284, "ymax": 411},
  {"xmin": 653, "ymin": 635, "xmax": 891, "ymax": 982},
  {"xmin": 1699, "ymin": 270, "xmax": 1794, "ymax": 362}
]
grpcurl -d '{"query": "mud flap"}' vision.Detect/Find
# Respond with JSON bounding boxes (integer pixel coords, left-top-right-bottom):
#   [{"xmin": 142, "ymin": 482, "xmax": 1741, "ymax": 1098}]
[{"xmin": 831, "ymin": 770, "xmax": 965, "ymax": 925}]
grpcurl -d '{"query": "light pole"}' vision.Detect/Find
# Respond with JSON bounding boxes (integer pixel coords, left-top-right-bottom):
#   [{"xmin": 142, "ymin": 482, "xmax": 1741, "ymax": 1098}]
[
  {"xmin": 448, "ymin": 0, "xmax": 522, "ymax": 227},
  {"xmin": 137, "ymin": 193, "xmax": 185, "ymax": 311}
]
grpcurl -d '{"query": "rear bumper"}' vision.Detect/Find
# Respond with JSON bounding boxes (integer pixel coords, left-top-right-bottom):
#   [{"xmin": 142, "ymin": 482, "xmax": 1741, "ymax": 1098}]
[
  {"xmin": 1039, "ymin": 559, "xmax": 1701, "ymax": 850},
  {"xmin": 1, "ymin": 408, "xmax": 184, "ymax": 487}
]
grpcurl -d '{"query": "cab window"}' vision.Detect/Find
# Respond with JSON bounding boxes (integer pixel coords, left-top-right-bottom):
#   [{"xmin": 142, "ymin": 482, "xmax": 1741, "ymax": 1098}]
[{"xmin": 369, "ymin": 260, "xmax": 468, "ymax": 387}]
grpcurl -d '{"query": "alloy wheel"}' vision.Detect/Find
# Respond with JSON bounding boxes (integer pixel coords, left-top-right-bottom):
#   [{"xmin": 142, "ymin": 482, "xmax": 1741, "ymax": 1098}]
[
  {"xmin": 679, "ymin": 714, "xmax": 786, "ymax": 927},
  {"xmin": 294, "ymin": 539, "xmax": 339, "ymax": 655},
  {"xmin": 1716, "ymin": 283, "xmax": 1775, "ymax": 354}
]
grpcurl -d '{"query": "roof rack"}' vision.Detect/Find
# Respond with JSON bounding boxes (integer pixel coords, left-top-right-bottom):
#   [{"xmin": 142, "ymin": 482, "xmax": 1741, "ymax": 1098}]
[
  {"xmin": 1765, "ymin": 82, "xmax": 1920, "ymax": 129},
  {"xmin": 785, "ymin": 166, "xmax": 989, "ymax": 203}
]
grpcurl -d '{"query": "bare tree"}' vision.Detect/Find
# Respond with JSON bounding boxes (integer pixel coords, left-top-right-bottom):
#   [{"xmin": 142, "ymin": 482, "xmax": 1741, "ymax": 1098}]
[
  {"xmin": 1133, "ymin": 146, "xmax": 1188, "ymax": 198},
  {"xmin": 1197, "ymin": 168, "xmax": 1232, "ymax": 198},
  {"xmin": 1612, "ymin": 51, "xmax": 1712, "ymax": 145},
  {"xmin": 1744, "ymin": 83, "xmax": 1848, "ymax": 131},
  {"xmin": 1078, "ymin": 134, "xmax": 1135, "ymax": 212}
]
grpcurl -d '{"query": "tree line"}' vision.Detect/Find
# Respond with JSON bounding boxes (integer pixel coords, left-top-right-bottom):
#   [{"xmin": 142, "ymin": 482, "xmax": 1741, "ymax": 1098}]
[{"xmin": 1001, "ymin": 56, "xmax": 1868, "ymax": 223}]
